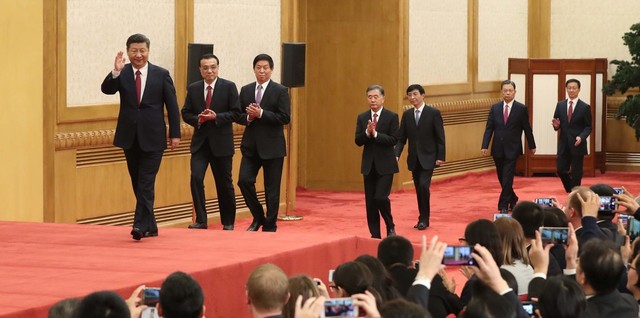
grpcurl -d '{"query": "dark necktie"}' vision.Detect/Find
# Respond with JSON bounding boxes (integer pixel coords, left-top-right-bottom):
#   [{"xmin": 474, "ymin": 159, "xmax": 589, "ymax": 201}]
[
  {"xmin": 415, "ymin": 109, "xmax": 421, "ymax": 126},
  {"xmin": 205, "ymin": 85, "xmax": 212, "ymax": 110},
  {"xmin": 256, "ymin": 85, "xmax": 263, "ymax": 105},
  {"xmin": 135, "ymin": 70, "xmax": 141, "ymax": 106},
  {"xmin": 568, "ymin": 100, "xmax": 573, "ymax": 122},
  {"xmin": 503, "ymin": 105, "xmax": 509, "ymax": 124}
]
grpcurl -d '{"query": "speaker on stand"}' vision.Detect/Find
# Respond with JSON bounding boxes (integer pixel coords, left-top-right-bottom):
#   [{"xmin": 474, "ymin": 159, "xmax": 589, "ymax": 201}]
[{"xmin": 279, "ymin": 42, "xmax": 306, "ymax": 221}]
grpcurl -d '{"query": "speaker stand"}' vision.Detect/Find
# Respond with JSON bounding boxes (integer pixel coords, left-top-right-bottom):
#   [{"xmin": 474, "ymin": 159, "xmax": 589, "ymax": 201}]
[{"xmin": 278, "ymin": 214, "xmax": 303, "ymax": 221}]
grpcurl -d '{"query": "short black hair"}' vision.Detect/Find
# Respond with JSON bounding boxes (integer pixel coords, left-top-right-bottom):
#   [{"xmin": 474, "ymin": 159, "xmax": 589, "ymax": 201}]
[
  {"xmin": 538, "ymin": 276, "xmax": 586, "ymax": 318},
  {"xmin": 501, "ymin": 80, "xmax": 516, "ymax": 90},
  {"xmin": 464, "ymin": 219, "xmax": 503, "ymax": 266},
  {"xmin": 377, "ymin": 236, "xmax": 414, "ymax": 267},
  {"xmin": 379, "ymin": 298, "xmax": 431, "ymax": 318},
  {"xmin": 48, "ymin": 298, "xmax": 80, "ymax": 318},
  {"xmin": 579, "ymin": 239, "xmax": 625, "ymax": 294},
  {"xmin": 366, "ymin": 84, "xmax": 385, "ymax": 96},
  {"xmin": 160, "ymin": 272, "xmax": 205, "ymax": 318},
  {"xmin": 73, "ymin": 291, "xmax": 130, "ymax": 318},
  {"xmin": 253, "ymin": 53, "xmax": 274, "ymax": 69},
  {"xmin": 463, "ymin": 280, "xmax": 516, "ymax": 318},
  {"xmin": 543, "ymin": 207, "xmax": 569, "ymax": 227},
  {"xmin": 126, "ymin": 33, "xmax": 150, "ymax": 49},
  {"xmin": 200, "ymin": 53, "xmax": 219, "ymax": 66},
  {"xmin": 406, "ymin": 84, "xmax": 425, "ymax": 95},
  {"xmin": 566, "ymin": 78, "xmax": 581, "ymax": 88},
  {"xmin": 511, "ymin": 201, "xmax": 544, "ymax": 239}
]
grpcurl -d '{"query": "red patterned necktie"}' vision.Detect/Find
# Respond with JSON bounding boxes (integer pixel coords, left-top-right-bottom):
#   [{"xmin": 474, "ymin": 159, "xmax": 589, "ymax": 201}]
[
  {"xmin": 503, "ymin": 105, "xmax": 509, "ymax": 124},
  {"xmin": 205, "ymin": 85, "xmax": 212, "ymax": 110},
  {"xmin": 373, "ymin": 113, "xmax": 378, "ymax": 125},
  {"xmin": 568, "ymin": 100, "xmax": 573, "ymax": 122},
  {"xmin": 135, "ymin": 70, "xmax": 141, "ymax": 106}
]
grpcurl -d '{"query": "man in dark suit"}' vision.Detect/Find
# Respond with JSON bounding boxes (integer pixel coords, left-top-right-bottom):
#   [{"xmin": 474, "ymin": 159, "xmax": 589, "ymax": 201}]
[
  {"xmin": 182, "ymin": 53, "xmax": 241, "ymax": 231},
  {"xmin": 395, "ymin": 84, "xmax": 445, "ymax": 230},
  {"xmin": 552, "ymin": 79, "xmax": 592, "ymax": 193},
  {"xmin": 237, "ymin": 54, "xmax": 290, "ymax": 232},
  {"xmin": 101, "ymin": 34, "xmax": 181, "ymax": 240},
  {"xmin": 355, "ymin": 85, "xmax": 399, "ymax": 239},
  {"xmin": 482, "ymin": 80, "xmax": 536, "ymax": 213}
]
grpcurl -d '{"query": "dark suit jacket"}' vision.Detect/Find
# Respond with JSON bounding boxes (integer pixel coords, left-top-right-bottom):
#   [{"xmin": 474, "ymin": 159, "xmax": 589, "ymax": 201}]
[
  {"xmin": 587, "ymin": 290, "xmax": 638, "ymax": 318},
  {"xmin": 355, "ymin": 108, "xmax": 399, "ymax": 175},
  {"xmin": 482, "ymin": 100, "xmax": 536, "ymax": 159},
  {"xmin": 553, "ymin": 99, "xmax": 592, "ymax": 156},
  {"xmin": 237, "ymin": 80, "xmax": 290, "ymax": 159},
  {"xmin": 182, "ymin": 78, "xmax": 241, "ymax": 156},
  {"xmin": 395, "ymin": 105, "xmax": 446, "ymax": 171},
  {"xmin": 101, "ymin": 63, "xmax": 181, "ymax": 151}
]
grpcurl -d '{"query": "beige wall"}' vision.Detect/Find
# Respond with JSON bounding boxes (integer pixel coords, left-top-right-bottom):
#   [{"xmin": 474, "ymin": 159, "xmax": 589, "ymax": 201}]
[{"xmin": 0, "ymin": 0, "xmax": 44, "ymax": 221}]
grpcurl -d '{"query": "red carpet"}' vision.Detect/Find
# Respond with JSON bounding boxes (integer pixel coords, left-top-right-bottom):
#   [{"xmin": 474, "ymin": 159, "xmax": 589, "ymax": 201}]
[{"xmin": 1, "ymin": 171, "xmax": 639, "ymax": 317}]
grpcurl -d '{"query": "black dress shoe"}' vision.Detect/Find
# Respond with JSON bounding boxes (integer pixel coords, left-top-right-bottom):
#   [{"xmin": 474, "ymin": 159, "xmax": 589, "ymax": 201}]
[
  {"xmin": 416, "ymin": 222, "xmax": 428, "ymax": 231},
  {"xmin": 222, "ymin": 225, "xmax": 234, "ymax": 231},
  {"xmin": 131, "ymin": 228, "xmax": 143, "ymax": 241},
  {"xmin": 143, "ymin": 230, "xmax": 158, "ymax": 237},
  {"xmin": 262, "ymin": 226, "xmax": 277, "ymax": 232},
  {"xmin": 387, "ymin": 228, "xmax": 396, "ymax": 237},
  {"xmin": 247, "ymin": 220, "xmax": 263, "ymax": 231},
  {"xmin": 413, "ymin": 223, "xmax": 419, "ymax": 229},
  {"xmin": 188, "ymin": 223, "xmax": 208, "ymax": 229}
]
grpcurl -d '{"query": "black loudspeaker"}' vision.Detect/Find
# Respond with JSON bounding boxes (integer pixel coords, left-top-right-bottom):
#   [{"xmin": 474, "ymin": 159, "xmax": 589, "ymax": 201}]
[
  {"xmin": 186, "ymin": 43, "xmax": 214, "ymax": 88},
  {"xmin": 281, "ymin": 42, "xmax": 306, "ymax": 87}
]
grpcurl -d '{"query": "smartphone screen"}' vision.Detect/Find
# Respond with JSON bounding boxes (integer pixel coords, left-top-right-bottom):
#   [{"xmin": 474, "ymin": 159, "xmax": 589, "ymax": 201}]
[
  {"xmin": 442, "ymin": 246, "xmax": 475, "ymax": 266},
  {"xmin": 493, "ymin": 213, "xmax": 512, "ymax": 221},
  {"xmin": 521, "ymin": 301, "xmax": 536, "ymax": 315},
  {"xmin": 620, "ymin": 214, "xmax": 631, "ymax": 230},
  {"xmin": 535, "ymin": 198, "xmax": 553, "ymax": 208},
  {"xmin": 540, "ymin": 227, "xmax": 569, "ymax": 245},
  {"xmin": 142, "ymin": 288, "xmax": 160, "ymax": 306},
  {"xmin": 628, "ymin": 218, "xmax": 640, "ymax": 242},
  {"xmin": 598, "ymin": 196, "xmax": 617, "ymax": 212},
  {"xmin": 323, "ymin": 298, "xmax": 358, "ymax": 317}
]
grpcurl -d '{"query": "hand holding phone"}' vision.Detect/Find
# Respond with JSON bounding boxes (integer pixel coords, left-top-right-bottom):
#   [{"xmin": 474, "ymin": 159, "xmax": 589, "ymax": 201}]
[{"xmin": 141, "ymin": 288, "xmax": 160, "ymax": 307}]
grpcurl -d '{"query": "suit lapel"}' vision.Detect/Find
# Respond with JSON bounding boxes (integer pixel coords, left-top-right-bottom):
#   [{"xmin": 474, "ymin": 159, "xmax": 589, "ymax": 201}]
[
  {"xmin": 140, "ymin": 63, "xmax": 155, "ymax": 106},
  {"xmin": 122, "ymin": 65, "xmax": 138, "ymax": 107},
  {"xmin": 197, "ymin": 80, "xmax": 208, "ymax": 111}
]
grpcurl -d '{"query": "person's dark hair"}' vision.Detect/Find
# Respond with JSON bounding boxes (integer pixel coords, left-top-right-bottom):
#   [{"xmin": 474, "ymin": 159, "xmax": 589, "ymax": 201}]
[
  {"xmin": 332, "ymin": 261, "xmax": 383, "ymax": 309},
  {"xmin": 200, "ymin": 53, "xmax": 219, "ymax": 66},
  {"xmin": 579, "ymin": 239, "xmax": 625, "ymax": 294},
  {"xmin": 253, "ymin": 53, "xmax": 274, "ymax": 69},
  {"xmin": 464, "ymin": 219, "xmax": 503, "ymax": 266},
  {"xmin": 460, "ymin": 280, "xmax": 516, "ymax": 318},
  {"xmin": 377, "ymin": 235, "xmax": 414, "ymax": 267},
  {"xmin": 159, "ymin": 271, "xmax": 204, "ymax": 318},
  {"xmin": 566, "ymin": 78, "xmax": 581, "ymax": 89},
  {"xmin": 73, "ymin": 291, "xmax": 130, "ymax": 318},
  {"xmin": 126, "ymin": 33, "xmax": 150, "ymax": 49},
  {"xmin": 282, "ymin": 275, "xmax": 319, "ymax": 318},
  {"xmin": 537, "ymin": 276, "xmax": 586, "ymax": 318},
  {"xmin": 511, "ymin": 201, "xmax": 544, "ymax": 239},
  {"xmin": 501, "ymin": 80, "xmax": 516, "ymax": 90},
  {"xmin": 355, "ymin": 254, "xmax": 400, "ymax": 302},
  {"xmin": 543, "ymin": 207, "xmax": 569, "ymax": 227},
  {"xmin": 246, "ymin": 263, "xmax": 289, "ymax": 312},
  {"xmin": 366, "ymin": 84, "xmax": 385, "ymax": 96},
  {"xmin": 406, "ymin": 84, "xmax": 425, "ymax": 95},
  {"xmin": 380, "ymin": 298, "xmax": 432, "ymax": 318},
  {"xmin": 48, "ymin": 298, "xmax": 80, "ymax": 318}
]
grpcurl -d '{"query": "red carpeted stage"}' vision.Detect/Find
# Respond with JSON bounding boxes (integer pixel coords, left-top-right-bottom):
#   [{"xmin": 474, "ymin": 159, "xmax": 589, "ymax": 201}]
[{"xmin": 2, "ymin": 171, "xmax": 639, "ymax": 317}]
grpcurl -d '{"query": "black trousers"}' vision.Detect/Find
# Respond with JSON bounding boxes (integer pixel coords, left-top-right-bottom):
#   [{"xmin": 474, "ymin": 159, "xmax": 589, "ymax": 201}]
[
  {"xmin": 238, "ymin": 155, "xmax": 284, "ymax": 231},
  {"xmin": 190, "ymin": 144, "xmax": 236, "ymax": 226},
  {"xmin": 493, "ymin": 156, "xmax": 517, "ymax": 211},
  {"xmin": 557, "ymin": 151, "xmax": 584, "ymax": 193},
  {"xmin": 412, "ymin": 163, "xmax": 434, "ymax": 225},
  {"xmin": 363, "ymin": 163, "xmax": 395, "ymax": 238},
  {"xmin": 123, "ymin": 140, "xmax": 164, "ymax": 233}
]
